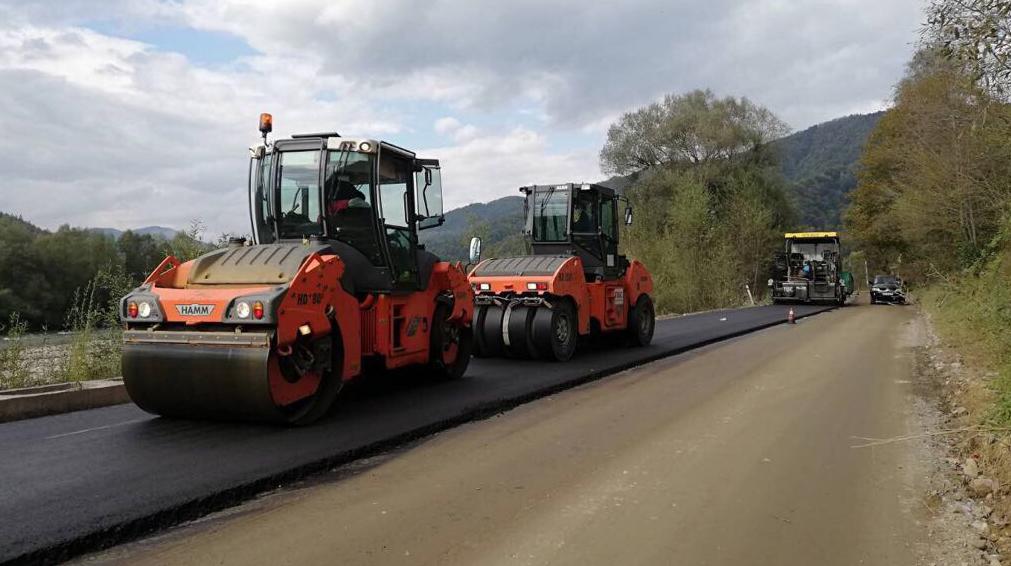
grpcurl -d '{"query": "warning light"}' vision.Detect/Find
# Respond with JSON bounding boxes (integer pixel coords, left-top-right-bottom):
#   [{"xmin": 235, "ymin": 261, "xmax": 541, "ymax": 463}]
[{"xmin": 259, "ymin": 113, "xmax": 273, "ymax": 135}]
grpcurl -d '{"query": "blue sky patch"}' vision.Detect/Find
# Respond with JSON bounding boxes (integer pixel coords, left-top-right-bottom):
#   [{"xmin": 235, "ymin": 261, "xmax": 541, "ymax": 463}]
[{"xmin": 84, "ymin": 21, "xmax": 257, "ymax": 66}]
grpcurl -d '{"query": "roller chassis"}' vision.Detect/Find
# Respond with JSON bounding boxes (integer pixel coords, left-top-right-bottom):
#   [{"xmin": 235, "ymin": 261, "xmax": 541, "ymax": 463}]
[
  {"xmin": 465, "ymin": 183, "xmax": 655, "ymax": 359},
  {"xmin": 120, "ymin": 124, "xmax": 474, "ymax": 425},
  {"xmin": 123, "ymin": 247, "xmax": 474, "ymax": 424}
]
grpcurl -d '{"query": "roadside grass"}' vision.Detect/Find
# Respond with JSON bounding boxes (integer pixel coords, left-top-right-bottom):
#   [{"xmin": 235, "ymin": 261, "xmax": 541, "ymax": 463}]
[
  {"xmin": 0, "ymin": 267, "xmax": 133, "ymax": 391},
  {"xmin": 919, "ymin": 258, "xmax": 1011, "ymax": 427},
  {"xmin": 0, "ymin": 313, "xmax": 32, "ymax": 390},
  {"xmin": 919, "ymin": 254, "xmax": 1011, "ymax": 525}
]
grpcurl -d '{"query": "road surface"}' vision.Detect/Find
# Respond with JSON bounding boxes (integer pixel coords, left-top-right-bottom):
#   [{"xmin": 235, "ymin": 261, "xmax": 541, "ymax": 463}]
[
  {"xmin": 85, "ymin": 301, "xmax": 931, "ymax": 565},
  {"xmin": 0, "ymin": 304, "xmax": 833, "ymax": 564}
]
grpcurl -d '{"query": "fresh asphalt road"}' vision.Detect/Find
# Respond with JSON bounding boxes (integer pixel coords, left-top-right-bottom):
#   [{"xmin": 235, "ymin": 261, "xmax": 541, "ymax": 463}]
[
  {"xmin": 97, "ymin": 299, "xmax": 924, "ymax": 566},
  {"xmin": 0, "ymin": 304, "xmax": 832, "ymax": 564}
]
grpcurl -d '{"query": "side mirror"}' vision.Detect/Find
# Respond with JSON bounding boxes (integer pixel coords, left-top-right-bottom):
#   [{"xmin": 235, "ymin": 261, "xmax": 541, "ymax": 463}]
[
  {"xmin": 469, "ymin": 237, "xmax": 482, "ymax": 264},
  {"xmin": 867, "ymin": 280, "xmax": 874, "ymax": 286},
  {"xmin": 624, "ymin": 206, "xmax": 633, "ymax": 226}
]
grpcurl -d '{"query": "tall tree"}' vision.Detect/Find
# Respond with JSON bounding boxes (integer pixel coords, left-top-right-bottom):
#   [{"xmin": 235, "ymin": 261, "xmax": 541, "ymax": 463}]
[
  {"xmin": 605, "ymin": 90, "xmax": 792, "ymax": 313},
  {"xmin": 926, "ymin": 0, "xmax": 1011, "ymax": 97},
  {"xmin": 600, "ymin": 89, "xmax": 789, "ymax": 176},
  {"xmin": 846, "ymin": 49, "xmax": 1011, "ymax": 276}
]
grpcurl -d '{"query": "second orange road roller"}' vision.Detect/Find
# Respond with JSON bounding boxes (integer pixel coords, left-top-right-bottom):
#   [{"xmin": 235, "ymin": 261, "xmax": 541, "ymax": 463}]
[
  {"xmin": 119, "ymin": 114, "xmax": 474, "ymax": 424},
  {"xmin": 467, "ymin": 183, "xmax": 655, "ymax": 361}
]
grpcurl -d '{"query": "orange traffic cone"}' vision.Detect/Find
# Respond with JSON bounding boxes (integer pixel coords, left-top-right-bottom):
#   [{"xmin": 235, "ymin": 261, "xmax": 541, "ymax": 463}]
[{"xmin": 787, "ymin": 308, "xmax": 796, "ymax": 324}]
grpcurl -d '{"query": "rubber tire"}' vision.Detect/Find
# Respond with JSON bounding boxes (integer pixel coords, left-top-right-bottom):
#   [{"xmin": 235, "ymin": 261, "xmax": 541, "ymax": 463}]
[
  {"xmin": 472, "ymin": 304, "xmax": 489, "ymax": 357},
  {"xmin": 531, "ymin": 301, "xmax": 578, "ymax": 362},
  {"xmin": 505, "ymin": 305, "xmax": 538, "ymax": 358},
  {"xmin": 428, "ymin": 303, "xmax": 472, "ymax": 380},
  {"xmin": 476, "ymin": 304, "xmax": 505, "ymax": 358},
  {"xmin": 287, "ymin": 333, "xmax": 344, "ymax": 426},
  {"xmin": 627, "ymin": 295, "xmax": 655, "ymax": 347}
]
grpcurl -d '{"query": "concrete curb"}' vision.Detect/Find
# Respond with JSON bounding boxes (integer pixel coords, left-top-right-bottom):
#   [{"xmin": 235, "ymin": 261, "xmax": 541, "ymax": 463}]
[{"xmin": 0, "ymin": 379, "xmax": 129, "ymax": 423}]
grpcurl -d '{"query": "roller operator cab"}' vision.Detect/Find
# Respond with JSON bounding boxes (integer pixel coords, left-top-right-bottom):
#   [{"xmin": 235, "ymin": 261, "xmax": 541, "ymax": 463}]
[
  {"xmin": 769, "ymin": 232, "xmax": 852, "ymax": 305},
  {"xmin": 467, "ymin": 183, "xmax": 655, "ymax": 362},
  {"xmin": 119, "ymin": 114, "xmax": 474, "ymax": 425}
]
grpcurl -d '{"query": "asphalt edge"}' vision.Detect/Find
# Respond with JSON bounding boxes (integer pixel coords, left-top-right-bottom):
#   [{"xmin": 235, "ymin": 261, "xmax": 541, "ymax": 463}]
[{"xmin": 6, "ymin": 305, "xmax": 835, "ymax": 566}]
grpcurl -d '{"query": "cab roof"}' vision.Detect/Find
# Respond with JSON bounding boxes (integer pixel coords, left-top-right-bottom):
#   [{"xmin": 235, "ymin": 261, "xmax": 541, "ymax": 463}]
[
  {"xmin": 785, "ymin": 231, "xmax": 839, "ymax": 240},
  {"xmin": 519, "ymin": 183, "xmax": 617, "ymax": 198}
]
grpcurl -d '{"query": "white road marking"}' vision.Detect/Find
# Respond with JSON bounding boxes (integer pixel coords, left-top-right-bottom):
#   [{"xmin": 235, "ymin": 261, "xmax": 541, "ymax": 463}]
[{"xmin": 45, "ymin": 418, "xmax": 148, "ymax": 440}]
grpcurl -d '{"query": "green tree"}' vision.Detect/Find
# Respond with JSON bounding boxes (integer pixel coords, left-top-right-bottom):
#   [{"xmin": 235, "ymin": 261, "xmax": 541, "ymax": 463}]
[
  {"xmin": 166, "ymin": 220, "xmax": 214, "ymax": 262},
  {"xmin": 846, "ymin": 49, "xmax": 1011, "ymax": 276},
  {"xmin": 118, "ymin": 230, "xmax": 165, "ymax": 280},
  {"xmin": 600, "ymin": 89, "xmax": 789, "ymax": 176},
  {"xmin": 604, "ymin": 90, "xmax": 792, "ymax": 313}
]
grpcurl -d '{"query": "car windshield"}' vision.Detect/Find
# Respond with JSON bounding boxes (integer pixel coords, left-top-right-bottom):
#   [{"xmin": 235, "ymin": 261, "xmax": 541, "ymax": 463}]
[{"xmin": 874, "ymin": 276, "xmax": 898, "ymax": 285}]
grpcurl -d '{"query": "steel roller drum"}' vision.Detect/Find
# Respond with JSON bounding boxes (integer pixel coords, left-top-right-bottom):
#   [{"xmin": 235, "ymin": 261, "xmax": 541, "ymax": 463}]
[{"xmin": 122, "ymin": 330, "xmax": 293, "ymax": 423}]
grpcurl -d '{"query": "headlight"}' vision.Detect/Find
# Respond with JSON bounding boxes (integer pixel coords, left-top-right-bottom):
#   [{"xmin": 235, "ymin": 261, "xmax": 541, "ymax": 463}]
[
  {"xmin": 767, "ymin": 278, "xmax": 774, "ymax": 287},
  {"xmin": 235, "ymin": 301, "xmax": 251, "ymax": 319},
  {"xmin": 138, "ymin": 301, "xmax": 152, "ymax": 318}
]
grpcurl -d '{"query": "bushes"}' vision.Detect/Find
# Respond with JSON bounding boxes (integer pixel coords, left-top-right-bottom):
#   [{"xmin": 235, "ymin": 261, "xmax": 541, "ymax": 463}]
[
  {"xmin": 622, "ymin": 166, "xmax": 784, "ymax": 314},
  {"xmin": 0, "ymin": 265, "xmax": 136, "ymax": 391},
  {"xmin": 60, "ymin": 266, "xmax": 135, "ymax": 383},
  {"xmin": 0, "ymin": 313, "xmax": 31, "ymax": 390},
  {"xmin": 920, "ymin": 242, "xmax": 1011, "ymax": 424},
  {"xmin": 602, "ymin": 89, "xmax": 793, "ymax": 315}
]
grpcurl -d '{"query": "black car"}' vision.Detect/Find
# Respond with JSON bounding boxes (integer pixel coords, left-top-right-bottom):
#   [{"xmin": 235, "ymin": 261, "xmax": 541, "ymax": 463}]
[{"xmin": 869, "ymin": 275, "xmax": 905, "ymax": 304}]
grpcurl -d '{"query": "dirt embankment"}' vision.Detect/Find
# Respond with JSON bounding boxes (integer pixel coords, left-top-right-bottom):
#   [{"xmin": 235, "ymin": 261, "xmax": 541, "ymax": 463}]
[{"xmin": 911, "ymin": 309, "xmax": 1011, "ymax": 566}]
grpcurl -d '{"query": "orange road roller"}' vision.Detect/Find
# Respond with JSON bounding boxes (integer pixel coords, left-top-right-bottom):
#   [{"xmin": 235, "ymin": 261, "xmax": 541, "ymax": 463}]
[
  {"xmin": 119, "ymin": 114, "xmax": 474, "ymax": 424},
  {"xmin": 467, "ymin": 183, "xmax": 655, "ymax": 361}
]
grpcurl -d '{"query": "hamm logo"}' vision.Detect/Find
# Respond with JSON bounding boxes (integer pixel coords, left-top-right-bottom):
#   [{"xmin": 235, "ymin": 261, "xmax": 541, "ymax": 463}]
[{"xmin": 176, "ymin": 304, "xmax": 215, "ymax": 317}]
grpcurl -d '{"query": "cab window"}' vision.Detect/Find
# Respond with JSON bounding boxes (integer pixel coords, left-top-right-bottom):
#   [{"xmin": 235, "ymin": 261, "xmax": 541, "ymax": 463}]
[
  {"xmin": 415, "ymin": 163, "xmax": 444, "ymax": 230},
  {"xmin": 378, "ymin": 156, "xmax": 411, "ymax": 227},
  {"xmin": 277, "ymin": 151, "xmax": 323, "ymax": 238},
  {"xmin": 378, "ymin": 154, "xmax": 418, "ymax": 286},
  {"xmin": 600, "ymin": 197, "xmax": 616, "ymax": 241},
  {"xmin": 532, "ymin": 188, "xmax": 569, "ymax": 242},
  {"xmin": 252, "ymin": 154, "xmax": 274, "ymax": 243}
]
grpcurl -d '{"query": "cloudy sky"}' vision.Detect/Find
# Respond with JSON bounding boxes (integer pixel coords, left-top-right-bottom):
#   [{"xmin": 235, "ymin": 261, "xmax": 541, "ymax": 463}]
[{"xmin": 0, "ymin": 0, "xmax": 923, "ymax": 235}]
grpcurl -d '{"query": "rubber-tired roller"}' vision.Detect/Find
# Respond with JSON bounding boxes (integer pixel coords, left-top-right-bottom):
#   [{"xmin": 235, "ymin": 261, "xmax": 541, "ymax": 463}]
[
  {"xmin": 120, "ymin": 114, "xmax": 474, "ymax": 424},
  {"xmin": 467, "ymin": 183, "xmax": 655, "ymax": 362}
]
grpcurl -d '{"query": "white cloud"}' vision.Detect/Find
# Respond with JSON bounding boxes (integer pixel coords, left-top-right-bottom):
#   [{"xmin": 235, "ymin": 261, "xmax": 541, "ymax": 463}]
[
  {"xmin": 173, "ymin": 0, "xmax": 922, "ymax": 129},
  {"xmin": 423, "ymin": 128, "xmax": 599, "ymax": 210},
  {"xmin": 0, "ymin": 0, "xmax": 926, "ymax": 236},
  {"xmin": 433, "ymin": 117, "xmax": 480, "ymax": 142}
]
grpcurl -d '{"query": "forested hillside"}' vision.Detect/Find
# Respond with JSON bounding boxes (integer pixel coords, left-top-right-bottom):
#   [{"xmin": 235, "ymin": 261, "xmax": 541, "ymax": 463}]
[
  {"xmin": 0, "ymin": 215, "xmax": 208, "ymax": 330},
  {"xmin": 419, "ymin": 196, "xmax": 526, "ymax": 260},
  {"xmin": 773, "ymin": 112, "xmax": 882, "ymax": 229}
]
